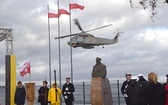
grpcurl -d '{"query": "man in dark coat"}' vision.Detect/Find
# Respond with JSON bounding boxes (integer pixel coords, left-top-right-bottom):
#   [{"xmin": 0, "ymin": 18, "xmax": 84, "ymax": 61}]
[
  {"xmin": 62, "ymin": 77, "xmax": 75, "ymax": 105},
  {"xmin": 121, "ymin": 73, "xmax": 132, "ymax": 105},
  {"xmin": 137, "ymin": 74, "xmax": 148, "ymax": 105},
  {"xmin": 126, "ymin": 76, "xmax": 143, "ymax": 105},
  {"xmin": 38, "ymin": 81, "xmax": 49, "ymax": 105},
  {"xmin": 14, "ymin": 81, "xmax": 26, "ymax": 105}
]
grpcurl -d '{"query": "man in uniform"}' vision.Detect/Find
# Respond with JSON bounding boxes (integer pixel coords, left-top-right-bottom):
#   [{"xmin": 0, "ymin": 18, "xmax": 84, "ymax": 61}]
[
  {"xmin": 62, "ymin": 77, "xmax": 75, "ymax": 105},
  {"xmin": 92, "ymin": 57, "xmax": 107, "ymax": 78},
  {"xmin": 121, "ymin": 73, "xmax": 132, "ymax": 105},
  {"xmin": 38, "ymin": 81, "xmax": 49, "ymax": 105}
]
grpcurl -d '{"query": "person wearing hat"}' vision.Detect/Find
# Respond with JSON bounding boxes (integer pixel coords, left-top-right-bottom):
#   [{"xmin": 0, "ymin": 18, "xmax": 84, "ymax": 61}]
[
  {"xmin": 126, "ymin": 76, "xmax": 143, "ymax": 105},
  {"xmin": 92, "ymin": 57, "xmax": 107, "ymax": 78},
  {"xmin": 137, "ymin": 74, "xmax": 148, "ymax": 105},
  {"xmin": 163, "ymin": 74, "xmax": 168, "ymax": 105},
  {"xmin": 62, "ymin": 77, "xmax": 75, "ymax": 105},
  {"xmin": 48, "ymin": 83, "xmax": 61, "ymax": 105},
  {"xmin": 14, "ymin": 81, "xmax": 26, "ymax": 105},
  {"xmin": 38, "ymin": 81, "xmax": 49, "ymax": 105},
  {"xmin": 121, "ymin": 73, "xmax": 132, "ymax": 105}
]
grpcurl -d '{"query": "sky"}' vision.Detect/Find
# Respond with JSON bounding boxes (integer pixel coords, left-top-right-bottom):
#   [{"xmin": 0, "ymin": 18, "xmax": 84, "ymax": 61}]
[{"xmin": 0, "ymin": 0, "xmax": 168, "ymax": 85}]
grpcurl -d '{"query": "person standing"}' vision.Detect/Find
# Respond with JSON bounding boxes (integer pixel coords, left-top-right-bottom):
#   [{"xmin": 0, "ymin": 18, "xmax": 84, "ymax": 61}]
[
  {"xmin": 38, "ymin": 81, "xmax": 49, "ymax": 105},
  {"xmin": 126, "ymin": 76, "xmax": 142, "ymax": 105},
  {"xmin": 163, "ymin": 74, "xmax": 168, "ymax": 105},
  {"xmin": 14, "ymin": 81, "xmax": 26, "ymax": 105},
  {"xmin": 144, "ymin": 72, "xmax": 166, "ymax": 105},
  {"xmin": 48, "ymin": 83, "xmax": 61, "ymax": 105},
  {"xmin": 137, "ymin": 74, "xmax": 148, "ymax": 105},
  {"xmin": 121, "ymin": 73, "xmax": 132, "ymax": 105},
  {"xmin": 62, "ymin": 77, "xmax": 75, "ymax": 105}
]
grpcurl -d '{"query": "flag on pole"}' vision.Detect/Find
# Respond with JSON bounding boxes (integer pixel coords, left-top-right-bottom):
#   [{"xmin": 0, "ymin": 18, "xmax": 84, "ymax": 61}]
[
  {"xmin": 19, "ymin": 58, "xmax": 31, "ymax": 77},
  {"xmin": 69, "ymin": 0, "xmax": 84, "ymax": 10},
  {"xmin": 48, "ymin": 5, "xmax": 60, "ymax": 18},
  {"xmin": 48, "ymin": 4, "xmax": 70, "ymax": 18},
  {"xmin": 59, "ymin": 6, "xmax": 70, "ymax": 15}
]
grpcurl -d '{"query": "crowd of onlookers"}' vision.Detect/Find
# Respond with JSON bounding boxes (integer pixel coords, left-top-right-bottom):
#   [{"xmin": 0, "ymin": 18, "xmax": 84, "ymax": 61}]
[
  {"xmin": 121, "ymin": 72, "xmax": 168, "ymax": 105},
  {"xmin": 14, "ymin": 77, "xmax": 75, "ymax": 105}
]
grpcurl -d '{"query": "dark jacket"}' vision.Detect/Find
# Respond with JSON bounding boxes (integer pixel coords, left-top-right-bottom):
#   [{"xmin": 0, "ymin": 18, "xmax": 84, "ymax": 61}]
[
  {"xmin": 38, "ymin": 86, "xmax": 49, "ymax": 104},
  {"xmin": 138, "ymin": 77, "xmax": 148, "ymax": 88},
  {"xmin": 14, "ymin": 86, "xmax": 26, "ymax": 104},
  {"xmin": 163, "ymin": 83, "xmax": 168, "ymax": 105},
  {"xmin": 137, "ymin": 77, "xmax": 148, "ymax": 104},
  {"xmin": 121, "ymin": 80, "xmax": 131, "ymax": 95},
  {"xmin": 62, "ymin": 83, "xmax": 75, "ymax": 103},
  {"xmin": 144, "ymin": 82, "xmax": 166, "ymax": 105},
  {"xmin": 126, "ymin": 80, "xmax": 142, "ymax": 105},
  {"xmin": 121, "ymin": 80, "xmax": 131, "ymax": 105}
]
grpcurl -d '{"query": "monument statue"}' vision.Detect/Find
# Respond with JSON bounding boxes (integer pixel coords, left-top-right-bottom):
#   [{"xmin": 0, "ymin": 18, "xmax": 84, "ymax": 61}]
[
  {"xmin": 90, "ymin": 57, "xmax": 113, "ymax": 105},
  {"xmin": 92, "ymin": 57, "xmax": 107, "ymax": 78}
]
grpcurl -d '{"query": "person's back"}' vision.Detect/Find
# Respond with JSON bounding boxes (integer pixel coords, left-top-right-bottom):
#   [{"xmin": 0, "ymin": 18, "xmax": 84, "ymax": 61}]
[
  {"xmin": 137, "ymin": 75, "xmax": 148, "ymax": 105},
  {"xmin": 126, "ymin": 77, "xmax": 142, "ymax": 105},
  {"xmin": 144, "ymin": 72, "xmax": 166, "ymax": 105}
]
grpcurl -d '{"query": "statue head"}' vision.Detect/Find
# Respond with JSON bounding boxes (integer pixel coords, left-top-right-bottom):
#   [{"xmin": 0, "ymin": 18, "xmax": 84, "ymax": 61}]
[{"xmin": 96, "ymin": 57, "xmax": 101, "ymax": 64}]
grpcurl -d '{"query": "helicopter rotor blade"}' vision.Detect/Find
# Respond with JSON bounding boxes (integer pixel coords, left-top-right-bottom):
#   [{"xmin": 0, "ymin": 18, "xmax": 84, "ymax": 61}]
[
  {"xmin": 85, "ymin": 24, "xmax": 113, "ymax": 32},
  {"xmin": 54, "ymin": 33, "xmax": 78, "ymax": 39},
  {"xmin": 74, "ymin": 19, "xmax": 83, "ymax": 32}
]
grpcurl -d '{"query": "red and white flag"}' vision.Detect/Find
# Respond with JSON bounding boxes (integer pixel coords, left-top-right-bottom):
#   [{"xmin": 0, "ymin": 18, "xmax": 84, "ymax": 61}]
[
  {"xmin": 59, "ymin": 6, "xmax": 70, "ymax": 15},
  {"xmin": 48, "ymin": 4, "xmax": 70, "ymax": 18},
  {"xmin": 69, "ymin": 0, "xmax": 84, "ymax": 10},
  {"xmin": 19, "ymin": 58, "xmax": 31, "ymax": 77},
  {"xmin": 48, "ymin": 8, "xmax": 60, "ymax": 18}
]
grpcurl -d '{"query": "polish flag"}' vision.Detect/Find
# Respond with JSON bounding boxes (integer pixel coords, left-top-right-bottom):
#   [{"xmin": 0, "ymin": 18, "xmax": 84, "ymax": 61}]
[
  {"xmin": 59, "ymin": 6, "xmax": 70, "ymax": 15},
  {"xmin": 19, "ymin": 58, "xmax": 31, "ymax": 77},
  {"xmin": 48, "ymin": 9, "xmax": 60, "ymax": 18},
  {"xmin": 69, "ymin": 0, "xmax": 84, "ymax": 10}
]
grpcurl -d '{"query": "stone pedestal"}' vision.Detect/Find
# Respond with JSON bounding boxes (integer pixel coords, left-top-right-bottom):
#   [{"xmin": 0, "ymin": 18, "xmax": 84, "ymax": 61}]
[
  {"xmin": 90, "ymin": 78, "xmax": 113, "ymax": 105},
  {"xmin": 25, "ymin": 83, "xmax": 36, "ymax": 105}
]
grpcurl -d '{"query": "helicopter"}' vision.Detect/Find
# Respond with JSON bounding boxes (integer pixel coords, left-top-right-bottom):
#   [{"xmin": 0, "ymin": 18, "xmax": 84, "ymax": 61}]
[{"xmin": 54, "ymin": 19, "xmax": 119, "ymax": 49}]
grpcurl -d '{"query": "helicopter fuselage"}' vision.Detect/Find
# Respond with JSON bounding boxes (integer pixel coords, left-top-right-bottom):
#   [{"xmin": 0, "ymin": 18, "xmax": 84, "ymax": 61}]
[{"xmin": 67, "ymin": 34, "xmax": 118, "ymax": 49}]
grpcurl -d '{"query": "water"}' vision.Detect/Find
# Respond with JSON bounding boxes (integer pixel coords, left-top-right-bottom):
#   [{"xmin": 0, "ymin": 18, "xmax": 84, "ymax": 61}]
[{"xmin": 0, "ymin": 81, "xmax": 125, "ymax": 105}]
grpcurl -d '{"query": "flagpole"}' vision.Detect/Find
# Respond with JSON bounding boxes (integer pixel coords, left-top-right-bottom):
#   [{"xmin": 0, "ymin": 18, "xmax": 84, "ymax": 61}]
[
  {"xmin": 57, "ymin": 0, "xmax": 62, "ymax": 89},
  {"xmin": 28, "ymin": 52, "xmax": 31, "ymax": 83},
  {"xmin": 57, "ymin": 0, "xmax": 62, "ymax": 105},
  {"xmin": 47, "ymin": 5, "xmax": 52, "ymax": 88},
  {"xmin": 69, "ymin": 0, "xmax": 73, "ymax": 84}
]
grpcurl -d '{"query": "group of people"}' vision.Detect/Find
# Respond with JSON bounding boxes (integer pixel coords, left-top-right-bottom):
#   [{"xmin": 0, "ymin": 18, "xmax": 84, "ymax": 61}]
[
  {"xmin": 121, "ymin": 72, "xmax": 168, "ymax": 105},
  {"xmin": 14, "ymin": 77, "xmax": 75, "ymax": 105}
]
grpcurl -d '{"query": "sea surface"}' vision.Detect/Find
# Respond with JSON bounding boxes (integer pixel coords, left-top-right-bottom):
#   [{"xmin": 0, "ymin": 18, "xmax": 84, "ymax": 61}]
[{"xmin": 0, "ymin": 80, "xmax": 125, "ymax": 105}]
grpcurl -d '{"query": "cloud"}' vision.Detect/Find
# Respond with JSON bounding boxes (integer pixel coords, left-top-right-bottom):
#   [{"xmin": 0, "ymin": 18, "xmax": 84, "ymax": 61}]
[{"xmin": 0, "ymin": 0, "xmax": 168, "ymax": 85}]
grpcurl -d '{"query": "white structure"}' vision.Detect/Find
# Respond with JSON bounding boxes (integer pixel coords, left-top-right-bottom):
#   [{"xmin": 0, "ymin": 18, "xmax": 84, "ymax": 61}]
[{"xmin": 0, "ymin": 28, "xmax": 13, "ymax": 55}]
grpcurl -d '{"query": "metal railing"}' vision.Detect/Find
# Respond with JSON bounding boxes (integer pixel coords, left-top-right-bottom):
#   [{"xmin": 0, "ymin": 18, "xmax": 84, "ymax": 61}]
[{"xmin": 0, "ymin": 80, "xmax": 125, "ymax": 105}]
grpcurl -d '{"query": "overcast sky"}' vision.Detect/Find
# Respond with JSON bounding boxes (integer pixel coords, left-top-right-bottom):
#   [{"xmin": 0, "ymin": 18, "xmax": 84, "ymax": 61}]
[{"xmin": 0, "ymin": 0, "xmax": 168, "ymax": 85}]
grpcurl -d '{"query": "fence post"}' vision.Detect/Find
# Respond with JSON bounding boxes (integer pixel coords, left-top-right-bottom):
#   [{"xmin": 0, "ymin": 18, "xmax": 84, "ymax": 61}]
[
  {"xmin": 117, "ymin": 80, "xmax": 120, "ymax": 105},
  {"xmin": 83, "ymin": 81, "xmax": 85, "ymax": 105}
]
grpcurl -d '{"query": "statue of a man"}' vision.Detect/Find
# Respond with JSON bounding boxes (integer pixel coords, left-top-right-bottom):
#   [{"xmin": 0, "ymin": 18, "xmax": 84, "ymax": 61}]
[{"xmin": 92, "ymin": 57, "xmax": 107, "ymax": 78}]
